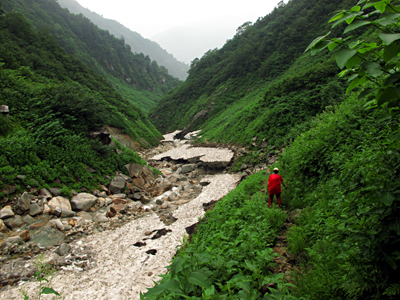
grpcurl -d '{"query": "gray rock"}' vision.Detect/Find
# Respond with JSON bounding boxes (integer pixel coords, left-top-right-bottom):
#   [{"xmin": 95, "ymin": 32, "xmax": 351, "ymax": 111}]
[
  {"xmin": 53, "ymin": 207, "xmax": 62, "ymax": 217},
  {"xmin": 48, "ymin": 196, "xmax": 72, "ymax": 211},
  {"xmin": 56, "ymin": 243, "xmax": 71, "ymax": 256},
  {"xmin": 109, "ymin": 175, "xmax": 127, "ymax": 194},
  {"xmin": 105, "ymin": 198, "xmax": 113, "ymax": 206},
  {"xmin": 71, "ymin": 193, "xmax": 97, "ymax": 211},
  {"xmin": 181, "ymin": 164, "xmax": 195, "ymax": 174},
  {"xmin": 15, "ymin": 192, "xmax": 31, "ymax": 214},
  {"xmin": 77, "ymin": 211, "xmax": 93, "ymax": 222},
  {"xmin": 23, "ymin": 215, "xmax": 36, "ymax": 225},
  {"xmin": 98, "ymin": 191, "xmax": 107, "ymax": 198},
  {"xmin": 0, "ymin": 219, "xmax": 8, "ymax": 232},
  {"xmin": 168, "ymin": 192, "xmax": 178, "ymax": 202},
  {"xmin": 3, "ymin": 215, "xmax": 24, "ymax": 229},
  {"xmin": 5, "ymin": 236, "xmax": 23, "ymax": 245},
  {"xmin": 93, "ymin": 213, "xmax": 108, "ymax": 223},
  {"xmin": 133, "ymin": 193, "xmax": 142, "ymax": 200},
  {"xmin": 38, "ymin": 188, "xmax": 53, "ymax": 200},
  {"xmin": 0, "ymin": 205, "xmax": 15, "ymax": 219},
  {"xmin": 60, "ymin": 209, "xmax": 76, "ymax": 218},
  {"xmin": 29, "ymin": 202, "xmax": 42, "ymax": 216},
  {"xmin": 125, "ymin": 163, "xmax": 143, "ymax": 178},
  {"xmin": 49, "ymin": 219, "xmax": 64, "ymax": 231},
  {"xmin": 156, "ymin": 198, "xmax": 164, "ymax": 205},
  {"xmin": 48, "ymin": 188, "xmax": 61, "ymax": 196}
]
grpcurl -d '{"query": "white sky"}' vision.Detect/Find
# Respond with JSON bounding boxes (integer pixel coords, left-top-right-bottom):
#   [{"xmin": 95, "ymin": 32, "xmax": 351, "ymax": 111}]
[{"xmin": 75, "ymin": 0, "xmax": 283, "ymax": 39}]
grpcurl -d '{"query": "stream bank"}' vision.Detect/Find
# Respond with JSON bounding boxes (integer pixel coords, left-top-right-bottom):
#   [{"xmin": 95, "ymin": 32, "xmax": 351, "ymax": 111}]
[{"xmin": 0, "ymin": 131, "xmax": 242, "ymax": 299}]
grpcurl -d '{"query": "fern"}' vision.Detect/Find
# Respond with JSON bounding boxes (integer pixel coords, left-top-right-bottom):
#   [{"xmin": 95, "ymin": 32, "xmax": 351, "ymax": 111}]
[{"xmin": 383, "ymin": 284, "xmax": 400, "ymax": 297}]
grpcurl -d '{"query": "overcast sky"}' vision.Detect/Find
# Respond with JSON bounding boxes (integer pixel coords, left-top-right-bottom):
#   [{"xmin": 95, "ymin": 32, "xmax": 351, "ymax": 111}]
[{"xmin": 75, "ymin": 0, "xmax": 283, "ymax": 39}]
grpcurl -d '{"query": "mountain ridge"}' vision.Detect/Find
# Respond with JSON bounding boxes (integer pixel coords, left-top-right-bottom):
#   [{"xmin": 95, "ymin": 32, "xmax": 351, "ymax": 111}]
[{"xmin": 57, "ymin": 0, "xmax": 189, "ymax": 80}]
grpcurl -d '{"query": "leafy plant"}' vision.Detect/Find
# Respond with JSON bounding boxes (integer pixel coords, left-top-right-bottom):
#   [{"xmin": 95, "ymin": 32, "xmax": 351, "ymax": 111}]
[
  {"xmin": 305, "ymin": 0, "xmax": 400, "ymax": 116},
  {"xmin": 20, "ymin": 254, "xmax": 60, "ymax": 300}
]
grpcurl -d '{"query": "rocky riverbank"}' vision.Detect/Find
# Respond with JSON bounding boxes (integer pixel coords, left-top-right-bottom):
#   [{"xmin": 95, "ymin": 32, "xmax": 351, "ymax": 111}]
[{"xmin": 0, "ymin": 131, "xmax": 242, "ymax": 299}]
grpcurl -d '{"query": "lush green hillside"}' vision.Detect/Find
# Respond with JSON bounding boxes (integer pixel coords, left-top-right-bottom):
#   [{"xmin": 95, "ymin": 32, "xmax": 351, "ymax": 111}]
[
  {"xmin": 144, "ymin": 1, "xmax": 400, "ymax": 299},
  {"xmin": 1, "ymin": 0, "xmax": 181, "ymax": 112},
  {"xmin": 57, "ymin": 0, "xmax": 189, "ymax": 81},
  {"xmin": 0, "ymin": 6, "xmax": 158, "ymax": 196},
  {"xmin": 150, "ymin": 0, "xmax": 353, "ymax": 146}
]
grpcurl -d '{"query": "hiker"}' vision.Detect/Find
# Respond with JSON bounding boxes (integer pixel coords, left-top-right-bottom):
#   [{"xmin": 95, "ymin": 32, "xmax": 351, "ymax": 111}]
[{"xmin": 268, "ymin": 167, "xmax": 287, "ymax": 208}]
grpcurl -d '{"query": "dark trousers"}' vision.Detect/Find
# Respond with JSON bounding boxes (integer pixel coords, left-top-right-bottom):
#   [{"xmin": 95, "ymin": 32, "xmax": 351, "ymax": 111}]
[{"xmin": 268, "ymin": 192, "xmax": 282, "ymax": 207}]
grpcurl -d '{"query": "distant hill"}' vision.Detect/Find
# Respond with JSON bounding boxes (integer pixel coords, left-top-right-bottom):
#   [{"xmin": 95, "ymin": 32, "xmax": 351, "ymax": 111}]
[
  {"xmin": 57, "ymin": 0, "xmax": 189, "ymax": 80},
  {"xmin": 1, "ymin": 0, "xmax": 181, "ymax": 113}
]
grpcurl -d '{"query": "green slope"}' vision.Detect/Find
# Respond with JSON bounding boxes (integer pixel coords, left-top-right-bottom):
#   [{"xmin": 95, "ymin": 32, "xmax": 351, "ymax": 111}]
[
  {"xmin": 57, "ymin": 0, "xmax": 189, "ymax": 81},
  {"xmin": 1, "ymin": 0, "xmax": 181, "ymax": 112},
  {"xmin": 150, "ymin": 0, "xmax": 353, "ymax": 146},
  {"xmin": 0, "ymin": 6, "xmax": 159, "ymax": 194}
]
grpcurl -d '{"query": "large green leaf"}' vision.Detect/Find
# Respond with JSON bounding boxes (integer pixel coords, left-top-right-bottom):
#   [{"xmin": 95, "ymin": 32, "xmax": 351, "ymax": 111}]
[
  {"xmin": 187, "ymin": 271, "xmax": 212, "ymax": 289},
  {"xmin": 377, "ymin": 87, "xmax": 399, "ymax": 106},
  {"xmin": 383, "ymin": 43, "xmax": 400, "ymax": 63},
  {"xmin": 335, "ymin": 48, "xmax": 358, "ymax": 69},
  {"xmin": 346, "ymin": 76, "xmax": 367, "ymax": 94},
  {"xmin": 379, "ymin": 33, "xmax": 400, "ymax": 45},
  {"xmin": 364, "ymin": 62, "xmax": 384, "ymax": 77},
  {"xmin": 382, "ymin": 192, "xmax": 395, "ymax": 206},
  {"xmin": 344, "ymin": 20, "xmax": 372, "ymax": 34},
  {"xmin": 40, "ymin": 287, "xmax": 60, "ymax": 296},
  {"xmin": 375, "ymin": 13, "xmax": 400, "ymax": 26},
  {"xmin": 304, "ymin": 32, "xmax": 331, "ymax": 53},
  {"xmin": 144, "ymin": 279, "xmax": 181, "ymax": 297}
]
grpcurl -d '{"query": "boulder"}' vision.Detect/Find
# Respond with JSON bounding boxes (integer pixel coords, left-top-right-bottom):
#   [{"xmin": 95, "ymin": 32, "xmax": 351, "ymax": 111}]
[
  {"xmin": 168, "ymin": 192, "xmax": 178, "ymax": 202},
  {"xmin": 93, "ymin": 213, "xmax": 108, "ymax": 223},
  {"xmin": 70, "ymin": 193, "xmax": 97, "ymax": 211},
  {"xmin": 5, "ymin": 236, "xmax": 23, "ymax": 245},
  {"xmin": 48, "ymin": 196, "xmax": 72, "ymax": 211},
  {"xmin": 0, "ymin": 219, "xmax": 8, "ymax": 232},
  {"xmin": 29, "ymin": 202, "xmax": 42, "ymax": 216},
  {"xmin": 3, "ymin": 215, "xmax": 24, "ymax": 229},
  {"xmin": 15, "ymin": 192, "xmax": 31, "ymax": 214},
  {"xmin": 23, "ymin": 215, "xmax": 36, "ymax": 225},
  {"xmin": 109, "ymin": 175, "xmax": 126, "ymax": 194},
  {"xmin": 60, "ymin": 209, "xmax": 76, "ymax": 218},
  {"xmin": 48, "ymin": 188, "xmax": 61, "ymax": 196},
  {"xmin": 0, "ymin": 205, "xmax": 15, "ymax": 219},
  {"xmin": 56, "ymin": 243, "xmax": 71, "ymax": 256},
  {"xmin": 49, "ymin": 219, "xmax": 64, "ymax": 231},
  {"xmin": 111, "ymin": 204, "xmax": 127, "ymax": 214},
  {"xmin": 77, "ymin": 211, "xmax": 93, "ymax": 222},
  {"xmin": 125, "ymin": 163, "xmax": 143, "ymax": 178},
  {"xmin": 38, "ymin": 188, "xmax": 53, "ymax": 200},
  {"xmin": 181, "ymin": 164, "xmax": 195, "ymax": 174},
  {"xmin": 142, "ymin": 165, "xmax": 155, "ymax": 182}
]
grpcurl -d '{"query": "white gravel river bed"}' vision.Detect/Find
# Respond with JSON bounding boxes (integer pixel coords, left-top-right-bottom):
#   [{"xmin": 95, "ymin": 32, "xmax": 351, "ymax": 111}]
[{"xmin": 1, "ymin": 135, "xmax": 240, "ymax": 299}]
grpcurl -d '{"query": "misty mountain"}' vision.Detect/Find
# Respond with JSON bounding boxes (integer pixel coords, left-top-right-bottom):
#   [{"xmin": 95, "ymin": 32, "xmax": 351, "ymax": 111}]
[{"xmin": 57, "ymin": 0, "xmax": 189, "ymax": 80}]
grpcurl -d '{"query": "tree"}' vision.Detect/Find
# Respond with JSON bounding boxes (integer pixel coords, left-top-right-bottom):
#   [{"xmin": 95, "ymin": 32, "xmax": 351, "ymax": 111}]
[{"xmin": 306, "ymin": 0, "xmax": 400, "ymax": 117}]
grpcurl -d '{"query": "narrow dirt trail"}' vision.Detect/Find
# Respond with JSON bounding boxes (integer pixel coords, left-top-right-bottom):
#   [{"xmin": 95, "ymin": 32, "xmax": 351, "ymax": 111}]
[{"xmin": 1, "ymin": 134, "xmax": 241, "ymax": 299}]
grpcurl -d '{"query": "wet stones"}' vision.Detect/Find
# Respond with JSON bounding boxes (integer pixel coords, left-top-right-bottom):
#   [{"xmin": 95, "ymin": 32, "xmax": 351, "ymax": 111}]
[
  {"xmin": 0, "ymin": 206, "xmax": 14, "ymax": 219},
  {"xmin": 70, "ymin": 193, "xmax": 97, "ymax": 211}
]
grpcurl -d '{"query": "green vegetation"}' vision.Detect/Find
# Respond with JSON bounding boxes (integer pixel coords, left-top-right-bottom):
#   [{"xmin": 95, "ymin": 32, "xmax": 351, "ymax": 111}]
[
  {"xmin": 142, "ymin": 172, "xmax": 292, "ymax": 299},
  {"xmin": 145, "ymin": 1, "xmax": 400, "ymax": 299},
  {"xmin": 150, "ymin": 0, "xmax": 354, "ymax": 147},
  {"xmin": 0, "ymin": 6, "xmax": 151, "ymax": 195},
  {"xmin": 20, "ymin": 254, "xmax": 60, "ymax": 299},
  {"xmin": 57, "ymin": 0, "xmax": 189, "ymax": 81},
  {"xmin": 1, "ymin": 0, "xmax": 181, "ymax": 112}
]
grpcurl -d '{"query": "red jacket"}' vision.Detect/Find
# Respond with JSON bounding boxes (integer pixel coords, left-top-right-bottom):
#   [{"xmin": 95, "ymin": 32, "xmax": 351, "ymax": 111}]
[{"xmin": 268, "ymin": 173, "xmax": 284, "ymax": 194}]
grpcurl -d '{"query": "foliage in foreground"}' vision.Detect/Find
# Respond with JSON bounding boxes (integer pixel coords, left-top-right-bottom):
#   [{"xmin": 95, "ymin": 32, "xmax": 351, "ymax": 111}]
[
  {"xmin": 142, "ymin": 172, "xmax": 294, "ymax": 299},
  {"xmin": 277, "ymin": 95, "xmax": 400, "ymax": 299}
]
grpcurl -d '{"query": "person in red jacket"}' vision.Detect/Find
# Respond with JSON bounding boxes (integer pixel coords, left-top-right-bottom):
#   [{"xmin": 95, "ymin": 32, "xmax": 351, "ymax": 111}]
[{"xmin": 268, "ymin": 167, "xmax": 287, "ymax": 208}]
